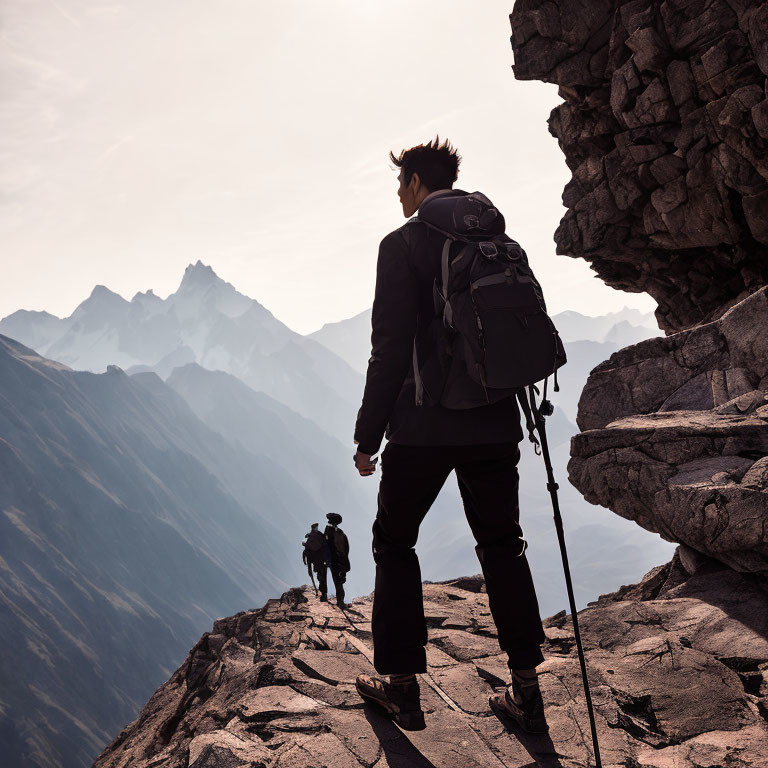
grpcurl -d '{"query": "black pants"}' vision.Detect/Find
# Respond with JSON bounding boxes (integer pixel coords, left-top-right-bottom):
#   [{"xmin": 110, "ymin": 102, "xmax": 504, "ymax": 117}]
[
  {"xmin": 371, "ymin": 441, "xmax": 545, "ymax": 674},
  {"xmin": 317, "ymin": 564, "xmax": 345, "ymax": 603}
]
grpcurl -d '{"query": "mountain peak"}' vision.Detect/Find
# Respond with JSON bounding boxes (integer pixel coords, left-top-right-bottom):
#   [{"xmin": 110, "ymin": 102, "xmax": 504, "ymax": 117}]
[
  {"xmin": 171, "ymin": 261, "xmax": 260, "ymax": 320},
  {"xmin": 66, "ymin": 285, "xmax": 130, "ymax": 326},
  {"xmin": 74, "ymin": 285, "xmax": 129, "ymax": 314},
  {"xmin": 177, "ymin": 261, "xmax": 221, "ymax": 293},
  {"xmin": 88, "ymin": 284, "xmax": 126, "ymax": 302},
  {"xmin": 132, "ymin": 289, "xmax": 161, "ymax": 303}
]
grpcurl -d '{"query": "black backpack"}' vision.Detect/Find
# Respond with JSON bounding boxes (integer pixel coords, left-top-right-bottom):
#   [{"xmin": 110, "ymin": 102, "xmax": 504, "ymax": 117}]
[
  {"xmin": 412, "ymin": 207, "xmax": 566, "ymax": 410},
  {"xmin": 330, "ymin": 527, "xmax": 350, "ymax": 573},
  {"xmin": 304, "ymin": 530, "xmax": 324, "ymax": 556}
]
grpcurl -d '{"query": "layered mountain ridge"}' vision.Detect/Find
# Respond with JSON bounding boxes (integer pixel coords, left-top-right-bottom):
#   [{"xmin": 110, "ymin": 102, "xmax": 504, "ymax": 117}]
[{"xmin": 0, "ymin": 261, "xmax": 362, "ymax": 441}]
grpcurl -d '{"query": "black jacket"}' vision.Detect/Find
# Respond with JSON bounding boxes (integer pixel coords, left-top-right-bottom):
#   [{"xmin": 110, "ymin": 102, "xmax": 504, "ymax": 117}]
[
  {"xmin": 354, "ymin": 189, "xmax": 523, "ymax": 456},
  {"xmin": 325, "ymin": 525, "xmax": 350, "ymax": 573}
]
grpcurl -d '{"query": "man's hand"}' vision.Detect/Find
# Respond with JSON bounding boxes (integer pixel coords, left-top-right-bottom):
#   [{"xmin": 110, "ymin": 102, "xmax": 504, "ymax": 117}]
[{"xmin": 354, "ymin": 450, "xmax": 378, "ymax": 477}]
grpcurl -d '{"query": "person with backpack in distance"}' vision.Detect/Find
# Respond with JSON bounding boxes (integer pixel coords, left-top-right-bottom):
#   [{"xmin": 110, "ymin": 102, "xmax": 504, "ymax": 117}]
[
  {"xmin": 302, "ymin": 523, "xmax": 325, "ymax": 597},
  {"xmin": 352, "ymin": 137, "xmax": 566, "ymax": 733},
  {"xmin": 323, "ymin": 513, "xmax": 350, "ymax": 608}
]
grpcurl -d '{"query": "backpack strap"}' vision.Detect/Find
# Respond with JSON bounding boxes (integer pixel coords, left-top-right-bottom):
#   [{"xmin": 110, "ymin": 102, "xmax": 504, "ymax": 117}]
[
  {"xmin": 409, "ymin": 215, "xmax": 473, "ymax": 245},
  {"xmin": 441, "ymin": 237, "xmax": 453, "ymax": 326},
  {"xmin": 411, "ymin": 227, "xmax": 459, "ymax": 405},
  {"xmin": 413, "ymin": 339, "xmax": 424, "ymax": 406}
]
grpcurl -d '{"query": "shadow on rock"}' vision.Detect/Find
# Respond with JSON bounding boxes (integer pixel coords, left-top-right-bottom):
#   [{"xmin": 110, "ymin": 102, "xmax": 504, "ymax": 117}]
[
  {"xmin": 671, "ymin": 560, "xmax": 768, "ymax": 642},
  {"xmin": 362, "ymin": 707, "xmax": 439, "ymax": 768},
  {"xmin": 490, "ymin": 702, "xmax": 567, "ymax": 768}
]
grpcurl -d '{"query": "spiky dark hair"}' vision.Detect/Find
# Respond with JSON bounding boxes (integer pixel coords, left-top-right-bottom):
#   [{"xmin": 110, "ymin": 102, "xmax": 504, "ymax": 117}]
[{"xmin": 389, "ymin": 135, "xmax": 461, "ymax": 192}]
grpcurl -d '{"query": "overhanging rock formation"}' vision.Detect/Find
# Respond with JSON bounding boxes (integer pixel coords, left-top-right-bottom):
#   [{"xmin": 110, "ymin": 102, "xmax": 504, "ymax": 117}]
[
  {"xmin": 94, "ymin": 570, "xmax": 768, "ymax": 768},
  {"xmin": 511, "ymin": 0, "xmax": 768, "ymax": 333},
  {"xmin": 511, "ymin": 0, "xmax": 768, "ymax": 573}
]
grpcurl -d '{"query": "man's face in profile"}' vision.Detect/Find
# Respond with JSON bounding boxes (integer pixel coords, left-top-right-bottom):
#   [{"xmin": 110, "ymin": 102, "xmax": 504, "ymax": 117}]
[{"xmin": 397, "ymin": 168, "xmax": 419, "ymax": 218}]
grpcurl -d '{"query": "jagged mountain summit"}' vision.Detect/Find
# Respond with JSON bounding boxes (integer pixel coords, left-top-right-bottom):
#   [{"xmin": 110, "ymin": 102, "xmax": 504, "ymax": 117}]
[
  {"xmin": 94, "ymin": 552, "xmax": 768, "ymax": 768},
  {"xmin": 0, "ymin": 261, "xmax": 362, "ymax": 440}
]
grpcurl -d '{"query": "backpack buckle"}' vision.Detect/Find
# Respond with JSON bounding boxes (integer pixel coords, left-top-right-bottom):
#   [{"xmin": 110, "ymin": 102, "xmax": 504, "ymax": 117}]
[{"xmin": 479, "ymin": 242, "xmax": 498, "ymax": 260}]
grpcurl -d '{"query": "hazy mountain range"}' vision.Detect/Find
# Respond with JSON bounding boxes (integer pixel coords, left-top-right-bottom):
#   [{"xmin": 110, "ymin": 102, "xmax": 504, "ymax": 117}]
[
  {"xmin": 0, "ymin": 262, "xmax": 362, "ymax": 442},
  {"xmin": 0, "ymin": 263, "xmax": 673, "ymax": 767},
  {"xmin": 0, "ymin": 336, "xmax": 283, "ymax": 766},
  {"xmin": 309, "ymin": 305, "xmax": 659, "ymax": 426},
  {"xmin": 0, "ymin": 334, "xmax": 374, "ymax": 767}
]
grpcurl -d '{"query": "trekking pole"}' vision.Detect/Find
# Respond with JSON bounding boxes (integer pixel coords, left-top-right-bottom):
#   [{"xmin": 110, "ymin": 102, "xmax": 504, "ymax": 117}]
[{"xmin": 527, "ymin": 385, "xmax": 603, "ymax": 768}]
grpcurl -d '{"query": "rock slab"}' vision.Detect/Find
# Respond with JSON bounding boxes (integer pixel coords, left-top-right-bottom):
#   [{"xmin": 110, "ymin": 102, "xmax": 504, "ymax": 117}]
[
  {"xmin": 569, "ymin": 287, "xmax": 768, "ymax": 573},
  {"xmin": 94, "ymin": 561, "xmax": 768, "ymax": 768}
]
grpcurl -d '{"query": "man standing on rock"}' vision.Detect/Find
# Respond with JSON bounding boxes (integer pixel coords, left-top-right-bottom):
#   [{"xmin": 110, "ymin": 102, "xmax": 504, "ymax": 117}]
[
  {"xmin": 352, "ymin": 137, "xmax": 548, "ymax": 733},
  {"xmin": 302, "ymin": 523, "xmax": 325, "ymax": 597},
  {"xmin": 323, "ymin": 513, "xmax": 350, "ymax": 608}
]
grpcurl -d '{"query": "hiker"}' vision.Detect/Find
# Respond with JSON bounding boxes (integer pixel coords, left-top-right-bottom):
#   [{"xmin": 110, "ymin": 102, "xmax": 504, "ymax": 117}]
[
  {"xmin": 322, "ymin": 512, "xmax": 350, "ymax": 608},
  {"xmin": 301, "ymin": 523, "xmax": 325, "ymax": 597},
  {"xmin": 352, "ymin": 137, "xmax": 552, "ymax": 733}
]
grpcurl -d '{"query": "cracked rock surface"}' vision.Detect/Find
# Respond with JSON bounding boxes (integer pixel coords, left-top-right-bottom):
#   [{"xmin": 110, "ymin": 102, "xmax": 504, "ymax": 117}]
[
  {"xmin": 94, "ymin": 560, "xmax": 768, "ymax": 768},
  {"xmin": 511, "ymin": 0, "xmax": 768, "ymax": 333},
  {"xmin": 569, "ymin": 287, "xmax": 768, "ymax": 573}
]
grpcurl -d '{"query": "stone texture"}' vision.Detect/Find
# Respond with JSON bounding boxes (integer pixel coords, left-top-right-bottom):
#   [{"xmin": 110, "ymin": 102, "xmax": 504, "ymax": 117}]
[
  {"xmin": 511, "ymin": 0, "xmax": 768, "ymax": 333},
  {"xmin": 512, "ymin": 0, "xmax": 768, "ymax": 577},
  {"xmin": 94, "ymin": 566, "xmax": 768, "ymax": 768},
  {"xmin": 568, "ymin": 287, "xmax": 768, "ymax": 573}
]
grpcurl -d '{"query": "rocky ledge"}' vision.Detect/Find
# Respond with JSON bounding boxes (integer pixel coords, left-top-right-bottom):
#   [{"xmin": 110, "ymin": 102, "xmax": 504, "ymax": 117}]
[
  {"xmin": 95, "ymin": 555, "xmax": 767, "ymax": 768},
  {"xmin": 569, "ymin": 286, "xmax": 768, "ymax": 573}
]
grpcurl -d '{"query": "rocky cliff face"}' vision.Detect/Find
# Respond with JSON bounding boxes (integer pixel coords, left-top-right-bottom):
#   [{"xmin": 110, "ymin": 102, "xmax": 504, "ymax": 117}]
[
  {"xmin": 504, "ymin": 1, "xmax": 768, "ymax": 763},
  {"xmin": 511, "ymin": 0, "xmax": 768, "ymax": 333},
  {"xmin": 511, "ymin": 1, "xmax": 768, "ymax": 573},
  {"xmin": 94, "ymin": 564, "xmax": 768, "ymax": 768}
]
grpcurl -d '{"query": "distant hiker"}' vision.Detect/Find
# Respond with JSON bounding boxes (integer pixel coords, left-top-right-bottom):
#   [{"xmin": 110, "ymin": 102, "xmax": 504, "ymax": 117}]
[
  {"xmin": 353, "ymin": 137, "xmax": 557, "ymax": 733},
  {"xmin": 302, "ymin": 523, "xmax": 325, "ymax": 597},
  {"xmin": 322, "ymin": 512, "xmax": 350, "ymax": 608}
]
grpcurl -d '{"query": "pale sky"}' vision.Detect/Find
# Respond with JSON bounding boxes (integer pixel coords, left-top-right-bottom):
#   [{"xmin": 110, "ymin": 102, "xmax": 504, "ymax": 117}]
[{"xmin": 0, "ymin": 0, "xmax": 656, "ymax": 334}]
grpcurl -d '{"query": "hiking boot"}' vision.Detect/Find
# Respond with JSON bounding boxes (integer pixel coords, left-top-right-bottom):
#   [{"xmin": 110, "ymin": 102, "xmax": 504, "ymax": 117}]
[
  {"xmin": 336, "ymin": 598, "xmax": 346, "ymax": 609},
  {"xmin": 355, "ymin": 673, "xmax": 426, "ymax": 731},
  {"xmin": 319, "ymin": 593, "xmax": 328, "ymax": 602},
  {"xmin": 489, "ymin": 671, "xmax": 548, "ymax": 734}
]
